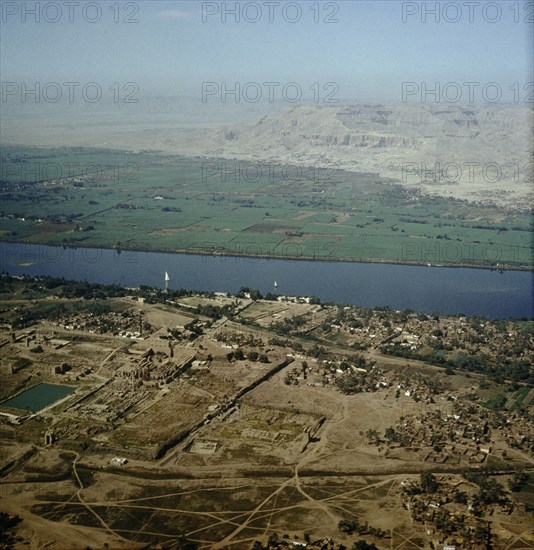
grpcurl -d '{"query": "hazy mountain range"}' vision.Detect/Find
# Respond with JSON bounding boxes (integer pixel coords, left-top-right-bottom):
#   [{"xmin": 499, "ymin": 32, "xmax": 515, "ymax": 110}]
[{"xmin": 3, "ymin": 100, "xmax": 532, "ymax": 207}]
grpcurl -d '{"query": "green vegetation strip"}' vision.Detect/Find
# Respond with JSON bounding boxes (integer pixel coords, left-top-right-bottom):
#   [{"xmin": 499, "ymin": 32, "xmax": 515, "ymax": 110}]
[{"xmin": 1, "ymin": 146, "xmax": 532, "ymax": 268}]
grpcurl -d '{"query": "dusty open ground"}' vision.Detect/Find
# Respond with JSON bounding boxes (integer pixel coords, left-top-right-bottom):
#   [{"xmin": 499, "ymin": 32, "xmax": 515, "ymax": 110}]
[{"xmin": 0, "ymin": 283, "xmax": 533, "ymax": 548}]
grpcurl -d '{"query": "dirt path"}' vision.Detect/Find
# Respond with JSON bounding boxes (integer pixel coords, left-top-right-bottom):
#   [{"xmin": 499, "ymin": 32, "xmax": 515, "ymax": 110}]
[
  {"xmin": 210, "ymin": 477, "xmax": 295, "ymax": 548},
  {"xmin": 70, "ymin": 453, "xmax": 130, "ymax": 543},
  {"xmin": 95, "ymin": 344, "xmax": 124, "ymax": 376},
  {"xmin": 210, "ymin": 395, "xmax": 352, "ymax": 547}
]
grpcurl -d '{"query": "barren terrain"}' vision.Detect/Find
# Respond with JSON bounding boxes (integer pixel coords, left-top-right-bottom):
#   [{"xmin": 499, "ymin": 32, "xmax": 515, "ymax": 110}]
[
  {"xmin": 0, "ymin": 277, "xmax": 532, "ymax": 548},
  {"xmin": 3, "ymin": 102, "xmax": 532, "ymax": 207}
]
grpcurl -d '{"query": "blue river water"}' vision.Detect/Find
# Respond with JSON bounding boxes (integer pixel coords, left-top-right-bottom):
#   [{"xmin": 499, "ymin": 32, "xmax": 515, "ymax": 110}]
[{"xmin": 1, "ymin": 242, "xmax": 532, "ymax": 319}]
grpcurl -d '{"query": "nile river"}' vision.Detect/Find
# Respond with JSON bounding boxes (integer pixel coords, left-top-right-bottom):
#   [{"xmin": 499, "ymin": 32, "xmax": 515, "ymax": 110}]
[{"xmin": 1, "ymin": 242, "xmax": 532, "ymax": 319}]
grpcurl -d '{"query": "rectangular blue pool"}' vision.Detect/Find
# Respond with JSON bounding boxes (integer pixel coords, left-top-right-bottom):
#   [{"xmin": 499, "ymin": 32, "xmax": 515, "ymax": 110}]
[{"xmin": 1, "ymin": 383, "xmax": 75, "ymax": 413}]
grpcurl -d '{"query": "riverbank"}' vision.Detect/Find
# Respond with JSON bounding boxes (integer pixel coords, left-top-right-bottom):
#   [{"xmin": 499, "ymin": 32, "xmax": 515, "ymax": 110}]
[{"xmin": 2, "ymin": 239, "xmax": 532, "ymax": 273}]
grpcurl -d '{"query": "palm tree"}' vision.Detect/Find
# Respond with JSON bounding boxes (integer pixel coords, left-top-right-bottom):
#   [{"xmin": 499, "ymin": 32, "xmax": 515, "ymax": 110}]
[{"xmin": 366, "ymin": 428, "xmax": 379, "ymax": 443}]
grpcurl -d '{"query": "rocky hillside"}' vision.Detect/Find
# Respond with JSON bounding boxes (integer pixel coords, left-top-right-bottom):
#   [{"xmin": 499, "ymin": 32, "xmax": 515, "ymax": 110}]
[
  {"xmin": 171, "ymin": 103, "xmax": 532, "ymax": 207},
  {"xmin": 3, "ymin": 101, "xmax": 532, "ymax": 207}
]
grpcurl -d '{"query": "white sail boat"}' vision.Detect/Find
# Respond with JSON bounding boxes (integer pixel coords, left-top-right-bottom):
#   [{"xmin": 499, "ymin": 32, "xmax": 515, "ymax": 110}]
[{"xmin": 164, "ymin": 271, "xmax": 170, "ymax": 293}]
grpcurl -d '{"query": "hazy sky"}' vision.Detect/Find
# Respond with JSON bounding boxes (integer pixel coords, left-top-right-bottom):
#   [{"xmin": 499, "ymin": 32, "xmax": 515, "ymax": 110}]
[{"xmin": 1, "ymin": 0, "xmax": 532, "ymax": 104}]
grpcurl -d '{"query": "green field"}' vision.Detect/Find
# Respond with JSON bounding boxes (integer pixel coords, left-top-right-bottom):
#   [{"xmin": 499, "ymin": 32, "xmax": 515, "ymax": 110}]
[{"xmin": 1, "ymin": 145, "xmax": 532, "ymax": 267}]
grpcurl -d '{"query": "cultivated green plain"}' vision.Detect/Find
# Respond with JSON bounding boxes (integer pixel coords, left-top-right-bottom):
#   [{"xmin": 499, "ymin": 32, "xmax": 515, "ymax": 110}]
[{"xmin": 1, "ymin": 146, "xmax": 532, "ymax": 268}]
